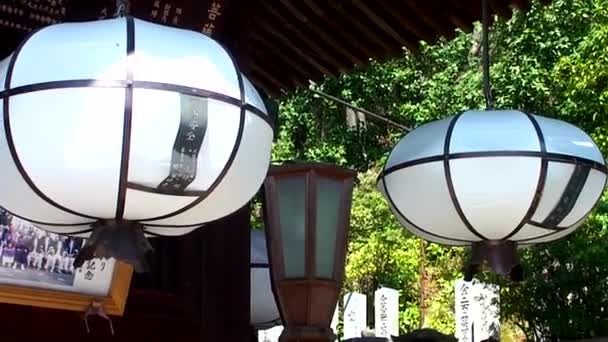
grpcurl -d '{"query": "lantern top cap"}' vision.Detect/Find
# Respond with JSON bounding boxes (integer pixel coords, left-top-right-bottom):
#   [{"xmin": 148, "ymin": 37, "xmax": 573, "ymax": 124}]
[{"xmin": 268, "ymin": 161, "xmax": 356, "ymax": 179}]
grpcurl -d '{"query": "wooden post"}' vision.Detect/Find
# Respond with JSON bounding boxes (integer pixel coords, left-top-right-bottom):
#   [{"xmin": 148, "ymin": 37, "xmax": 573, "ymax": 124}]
[{"xmin": 200, "ymin": 204, "xmax": 251, "ymax": 341}]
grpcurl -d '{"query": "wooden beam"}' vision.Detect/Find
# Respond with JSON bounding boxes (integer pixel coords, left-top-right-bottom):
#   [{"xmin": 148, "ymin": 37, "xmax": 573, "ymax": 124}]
[
  {"xmin": 303, "ymin": 0, "xmax": 324, "ymax": 16},
  {"xmin": 489, "ymin": 0, "xmax": 514, "ymax": 19},
  {"xmin": 352, "ymin": 0, "xmax": 418, "ymax": 51},
  {"xmin": 450, "ymin": 14, "xmax": 475, "ymax": 33},
  {"xmin": 250, "ymin": 52, "xmax": 297, "ymax": 91},
  {"xmin": 249, "ymin": 70, "xmax": 282, "ymax": 98},
  {"xmin": 263, "ymin": 0, "xmax": 359, "ymax": 68},
  {"xmin": 376, "ymin": 0, "xmax": 439, "ymax": 43},
  {"xmin": 405, "ymin": 1, "xmax": 457, "ymax": 40},
  {"xmin": 251, "ymin": 32, "xmax": 313, "ymax": 82},
  {"xmin": 301, "ymin": 0, "xmax": 376, "ymax": 60},
  {"xmin": 444, "ymin": 1, "xmax": 478, "ymax": 32},
  {"xmin": 255, "ymin": 17, "xmax": 335, "ymax": 77},
  {"xmin": 326, "ymin": 1, "xmax": 395, "ymax": 55},
  {"xmin": 200, "ymin": 205, "xmax": 251, "ymax": 342},
  {"xmin": 277, "ymin": 0, "xmax": 363, "ymax": 66},
  {"xmin": 510, "ymin": 0, "xmax": 531, "ymax": 11}
]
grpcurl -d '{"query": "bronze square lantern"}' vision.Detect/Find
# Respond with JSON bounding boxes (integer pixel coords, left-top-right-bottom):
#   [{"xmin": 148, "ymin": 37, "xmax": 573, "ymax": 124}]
[{"xmin": 263, "ymin": 162, "xmax": 356, "ymax": 342}]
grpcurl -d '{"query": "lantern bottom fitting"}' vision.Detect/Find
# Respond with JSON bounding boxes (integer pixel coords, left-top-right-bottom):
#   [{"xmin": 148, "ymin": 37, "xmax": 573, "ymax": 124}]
[
  {"xmin": 74, "ymin": 220, "xmax": 153, "ymax": 273},
  {"xmin": 465, "ymin": 241, "xmax": 523, "ymax": 282},
  {"xmin": 279, "ymin": 326, "xmax": 336, "ymax": 342}
]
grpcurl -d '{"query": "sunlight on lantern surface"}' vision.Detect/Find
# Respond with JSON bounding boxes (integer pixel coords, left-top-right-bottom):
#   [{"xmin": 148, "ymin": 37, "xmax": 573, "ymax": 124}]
[
  {"xmin": 379, "ymin": 110, "xmax": 607, "ymax": 246},
  {"xmin": 0, "ymin": 16, "xmax": 274, "ymax": 233}
]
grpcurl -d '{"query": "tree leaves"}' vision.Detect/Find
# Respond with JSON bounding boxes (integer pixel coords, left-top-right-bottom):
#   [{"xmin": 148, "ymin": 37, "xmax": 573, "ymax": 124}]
[{"xmin": 274, "ymin": 0, "xmax": 608, "ymax": 338}]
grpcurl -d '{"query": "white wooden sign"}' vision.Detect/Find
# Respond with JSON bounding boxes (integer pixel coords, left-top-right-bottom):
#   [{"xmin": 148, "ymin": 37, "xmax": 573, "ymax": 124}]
[
  {"xmin": 455, "ymin": 279, "xmax": 500, "ymax": 342},
  {"xmin": 343, "ymin": 292, "xmax": 367, "ymax": 339},
  {"xmin": 472, "ymin": 282, "xmax": 500, "ymax": 341},
  {"xmin": 258, "ymin": 325, "xmax": 283, "ymax": 342},
  {"xmin": 455, "ymin": 279, "xmax": 474, "ymax": 342},
  {"xmin": 374, "ymin": 287, "xmax": 399, "ymax": 338},
  {"xmin": 330, "ymin": 303, "xmax": 339, "ymax": 340}
]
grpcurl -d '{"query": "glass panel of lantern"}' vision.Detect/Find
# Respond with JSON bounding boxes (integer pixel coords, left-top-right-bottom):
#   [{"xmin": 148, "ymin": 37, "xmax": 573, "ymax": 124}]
[
  {"xmin": 378, "ymin": 110, "xmax": 607, "ymax": 276},
  {"xmin": 0, "ymin": 17, "xmax": 274, "ymax": 238},
  {"xmin": 264, "ymin": 163, "xmax": 355, "ymax": 281},
  {"xmin": 276, "ymin": 176, "xmax": 307, "ymax": 279},
  {"xmin": 314, "ymin": 177, "xmax": 343, "ymax": 279}
]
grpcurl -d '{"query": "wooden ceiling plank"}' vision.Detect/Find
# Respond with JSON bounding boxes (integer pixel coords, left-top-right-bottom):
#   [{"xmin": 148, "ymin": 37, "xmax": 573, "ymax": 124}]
[
  {"xmin": 376, "ymin": 0, "xmax": 438, "ymax": 43},
  {"xmin": 250, "ymin": 33, "xmax": 312, "ymax": 81},
  {"xmin": 405, "ymin": 1, "xmax": 457, "ymax": 40},
  {"xmin": 251, "ymin": 61, "xmax": 291, "ymax": 94},
  {"xmin": 450, "ymin": 14, "xmax": 475, "ymax": 33},
  {"xmin": 302, "ymin": 0, "xmax": 378, "ymax": 60},
  {"xmin": 489, "ymin": 0, "xmax": 515, "ymax": 19},
  {"xmin": 351, "ymin": 0, "xmax": 415, "ymax": 49},
  {"xmin": 510, "ymin": 0, "xmax": 532, "ymax": 11},
  {"xmin": 303, "ymin": 0, "xmax": 324, "ymax": 16},
  {"xmin": 273, "ymin": 0, "xmax": 363, "ymax": 66},
  {"xmin": 260, "ymin": 1, "xmax": 350, "ymax": 71},
  {"xmin": 444, "ymin": 0, "xmax": 478, "ymax": 32},
  {"xmin": 256, "ymin": 18, "xmax": 335, "ymax": 77},
  {"xmin": 326, "ymin": 1, "xmax": 395, "ymax": 54}
]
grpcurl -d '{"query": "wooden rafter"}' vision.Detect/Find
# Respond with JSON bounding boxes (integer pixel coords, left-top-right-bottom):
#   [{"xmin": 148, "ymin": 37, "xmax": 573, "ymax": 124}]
[
  {"xmin": 0, "ymin": 0, "xmax": 544, "ymax": 95},
  {"xmin": 352, "ymin": 0, "xmax": 415, "ymax": 51},
  {"xmin": 255, "ymin": 17, "xmax": 334, "ymax": 77},
  {"xmin": 301, "ymin": 0, "xmax": 375, "ymax": 60},
  {"xmin": 377, "ymin": 0, "xmax": 439, "ymax": 44},
  {"xmin": 260, "ymin": 1, "xmax": 348, "ymax": 72},
  {"xmin": 274, "ymin": 0, "xmax": 363, "ymax": 66},
  {"xmin": 326, "ymin": 1, "xmax": 395, "ymax": 54},
  {"xmin": 489, "ymin": 0, "xmax": 515, "ymax": 19}
]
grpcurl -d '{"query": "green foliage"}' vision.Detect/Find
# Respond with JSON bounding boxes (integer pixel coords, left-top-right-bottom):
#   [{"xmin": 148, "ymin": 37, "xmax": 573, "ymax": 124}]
[
  {"xmin": 345, "ymin": 168, "xmax": 421, "ymax": 332},
  {"xmin": 272, "ymin": 0, "xmax": 608, "ymax": 339}
]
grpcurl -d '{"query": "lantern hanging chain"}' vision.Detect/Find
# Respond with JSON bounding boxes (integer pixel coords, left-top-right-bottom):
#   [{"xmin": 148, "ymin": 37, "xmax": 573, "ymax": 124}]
[
  {"xmin": 115, "ymin": 0, "xmax": 130, "ymax": 17},
  {"xmin": 482, "ymin": 0, "xmax": 494, "ymax": 110}
]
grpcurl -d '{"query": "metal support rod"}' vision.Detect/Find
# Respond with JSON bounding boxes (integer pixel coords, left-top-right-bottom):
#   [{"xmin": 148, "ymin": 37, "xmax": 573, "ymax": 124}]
[
  {"xmin": 419, "ymin": 239, "xmax": 426, "ymax": 329},
  {"xmin": 309, "ymin": 88, "xmax": 411, "ymax": 132},
  {"xmin": 482, "ymin": 0, "xmax": 494, "ymax": 110}
]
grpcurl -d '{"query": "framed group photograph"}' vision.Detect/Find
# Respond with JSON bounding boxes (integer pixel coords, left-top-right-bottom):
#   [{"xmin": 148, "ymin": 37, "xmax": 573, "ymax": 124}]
[{"xmin": 0, "ymin": 210, "xmax": 133, "ymax": 315}]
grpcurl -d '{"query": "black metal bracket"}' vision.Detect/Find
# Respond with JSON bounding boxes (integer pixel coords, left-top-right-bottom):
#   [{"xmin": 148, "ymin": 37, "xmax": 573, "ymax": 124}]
[{"xmin": 83, "ymin": 299, "xmax": 115, "ymax": 336}]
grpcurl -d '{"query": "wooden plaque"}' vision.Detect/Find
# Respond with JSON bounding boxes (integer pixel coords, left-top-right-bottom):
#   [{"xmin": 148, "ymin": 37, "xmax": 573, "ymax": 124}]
[{"xmin": 0, "ymin": 260, "xmax": 132, "ymax": 316}]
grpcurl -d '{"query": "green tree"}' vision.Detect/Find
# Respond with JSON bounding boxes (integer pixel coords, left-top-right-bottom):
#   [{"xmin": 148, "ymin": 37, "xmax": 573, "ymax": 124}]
[{"xmin": 273, "ymin": 0, "xmax": 608, "ymax": 338}]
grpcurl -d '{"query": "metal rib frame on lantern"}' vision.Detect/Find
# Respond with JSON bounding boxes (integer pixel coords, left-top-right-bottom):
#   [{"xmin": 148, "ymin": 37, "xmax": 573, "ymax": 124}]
[
  {"xmin": 378, "ymin": 110, "xmax": 608, "ymax": 249},
  {"xmin": 0, "ymin": 16, "xmax": 274, "ymax": 239}
]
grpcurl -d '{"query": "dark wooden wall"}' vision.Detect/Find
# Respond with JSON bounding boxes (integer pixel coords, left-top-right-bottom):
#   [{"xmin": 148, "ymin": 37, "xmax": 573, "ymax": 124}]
[{"xmin": 0, "ymin": 205, "xmax": 251, "ymax": 342}]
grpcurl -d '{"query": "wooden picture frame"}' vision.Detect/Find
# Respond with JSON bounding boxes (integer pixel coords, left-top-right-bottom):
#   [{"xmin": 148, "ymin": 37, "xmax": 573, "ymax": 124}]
[{"xmin": 0, "ymin": 261, "xmax": 132, "ymax": 315}]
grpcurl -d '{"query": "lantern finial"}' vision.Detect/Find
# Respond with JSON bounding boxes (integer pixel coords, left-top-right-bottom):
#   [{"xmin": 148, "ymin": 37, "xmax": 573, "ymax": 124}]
[
  {"xmin": 74, "ymin": 221, "xmax": 153, "ymax": 273},
  {"xmin": 465, "ymin": 241, "xmax": 522, "ymax": 282}
]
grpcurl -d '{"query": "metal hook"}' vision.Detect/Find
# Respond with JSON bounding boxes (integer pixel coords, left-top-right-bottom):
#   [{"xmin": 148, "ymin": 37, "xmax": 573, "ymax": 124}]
[
  {"xmin": 115, "ymin": 0, "xmax": 130, "ymax": 18},
  {"xmin": 83, "ymin": 299, "xmax": 115, "ymax": 336}
]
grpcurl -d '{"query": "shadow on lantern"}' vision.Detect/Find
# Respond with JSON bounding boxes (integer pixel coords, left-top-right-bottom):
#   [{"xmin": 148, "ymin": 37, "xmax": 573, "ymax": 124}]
[{"xmin": 261, "ymin": 161, "xmax": 356, "ymax": 342}]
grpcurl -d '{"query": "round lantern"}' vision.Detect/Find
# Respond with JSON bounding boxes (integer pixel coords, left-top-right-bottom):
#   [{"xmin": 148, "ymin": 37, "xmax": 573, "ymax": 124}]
[
  {"xmin": 0, "ymin": 17, "xmax": 274, "ymax": 239},
  {"xmin": 251, "ymin": 229, "xmax": 281, "ymax": 329},
  {"xmin": 378, "ymin": 110, "xmax": 607, "ymax": 277}
]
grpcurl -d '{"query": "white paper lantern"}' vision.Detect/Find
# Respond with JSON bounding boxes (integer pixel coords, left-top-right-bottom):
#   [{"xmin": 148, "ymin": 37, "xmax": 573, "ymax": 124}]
[
  {"xmin": 378, "ymin": 110, "xmax": 607, "ymax": 247},
  {"xmin": 251, "ymin": 229, "xmax": 281, "ymax": 329},
  {"xmin": 0, "ymin": 17, "xmax": 274, "ymax": 236}
]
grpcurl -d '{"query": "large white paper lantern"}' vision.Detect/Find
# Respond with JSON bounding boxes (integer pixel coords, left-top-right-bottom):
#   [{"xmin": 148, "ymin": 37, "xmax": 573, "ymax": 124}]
[
  {"xmin": 378, "ymin": 110, "xmax": 606, "ymax": 276},
  {"xmin": 0, "ymin": 17, "xmax": 274, "ymax": 238},
  {"xmin": 251, "ymin": 229, "xmax": 281, "ymax": 329}
]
